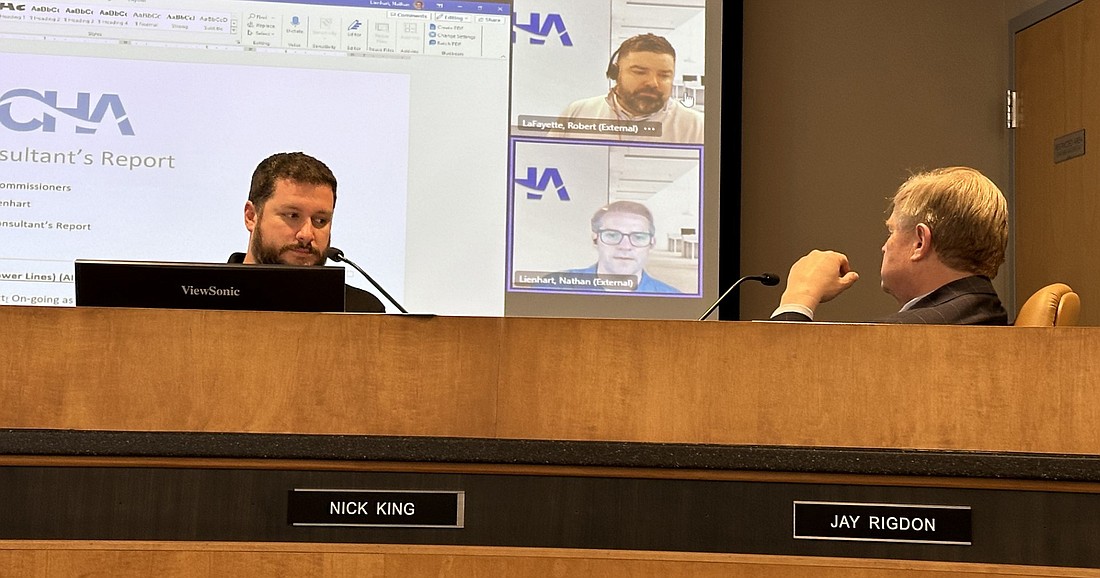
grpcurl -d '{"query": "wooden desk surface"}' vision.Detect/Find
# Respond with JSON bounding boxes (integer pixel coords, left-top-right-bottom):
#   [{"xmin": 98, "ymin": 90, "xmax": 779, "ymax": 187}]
[{"xmin": 5, "ymin": 305, "xmax": 1098, "ymax": 454}]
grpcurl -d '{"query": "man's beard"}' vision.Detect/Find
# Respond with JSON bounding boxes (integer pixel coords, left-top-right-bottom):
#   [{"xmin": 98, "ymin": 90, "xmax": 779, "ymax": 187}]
[
  {"xmin": 250, "ymin": 223, "xmax": 326, "ymax": 266},
  {"xmin": 615, "ymin": 84, "xmax": 666, "ymax": 116}
]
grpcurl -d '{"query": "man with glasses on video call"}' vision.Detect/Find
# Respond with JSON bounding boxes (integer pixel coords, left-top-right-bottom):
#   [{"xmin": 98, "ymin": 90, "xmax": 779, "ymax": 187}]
[{"xmin": 564, "ymin": 200, "xmax": 680, "ymax": 293}]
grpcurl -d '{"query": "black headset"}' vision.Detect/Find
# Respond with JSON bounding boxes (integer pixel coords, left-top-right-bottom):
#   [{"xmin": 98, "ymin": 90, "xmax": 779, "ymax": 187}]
[
  {"xmin": 606, "ymin": 34, "xmax": 672, "ymax": 81},
  {"xmin": 605, "ymin": 47, "xmax": 623, "ymax": 81}
]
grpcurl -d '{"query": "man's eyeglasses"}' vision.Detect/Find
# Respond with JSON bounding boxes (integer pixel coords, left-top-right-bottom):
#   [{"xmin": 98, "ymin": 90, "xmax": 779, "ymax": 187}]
[{"xmin": 597, "ymin": 229, "xmax": 653, "ymax": 247}]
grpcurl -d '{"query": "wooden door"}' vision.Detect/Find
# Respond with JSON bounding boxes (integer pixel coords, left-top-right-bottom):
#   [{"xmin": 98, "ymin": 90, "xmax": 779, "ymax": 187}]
[{"xmin": 1015, "ymin": 0, "xmax": 1099, "ymax": 325}]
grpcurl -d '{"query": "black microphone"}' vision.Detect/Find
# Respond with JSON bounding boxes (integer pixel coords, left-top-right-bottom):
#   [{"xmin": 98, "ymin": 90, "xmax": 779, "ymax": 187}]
[
  {"xmin": 697, "ymin": 273, "xmax": 780, "ymax": 321},
  {"xmin": 325, "ymin": 247, "xmax": 409, "ymax": 314}
]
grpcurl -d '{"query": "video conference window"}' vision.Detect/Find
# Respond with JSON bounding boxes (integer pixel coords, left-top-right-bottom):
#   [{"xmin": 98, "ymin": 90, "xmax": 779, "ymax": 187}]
[
  {"xmin": 508, "ymin": 140, "xmax": 701, "ymax": 296},
  {"xmin": 2, "ymin": 0, "xmax": 715, "ymax": 319},
  {"xmin": 510, "ymin": 0, "xmax": 705, "ymax": 144},
  {"xmin": 507, "ymin": 0, "xmax": 705, "ymax": 303}
]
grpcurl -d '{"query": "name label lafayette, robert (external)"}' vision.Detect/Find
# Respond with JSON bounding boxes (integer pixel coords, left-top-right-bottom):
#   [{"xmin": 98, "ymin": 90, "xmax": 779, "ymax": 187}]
[{"xmin": 793, "ymin": 501, "xmax": 971, "ymax": 545}]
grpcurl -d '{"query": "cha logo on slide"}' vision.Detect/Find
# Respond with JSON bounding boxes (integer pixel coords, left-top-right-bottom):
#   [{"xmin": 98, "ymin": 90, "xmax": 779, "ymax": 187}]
[
  {"xmin": 512, "ymin": 12, "xmax": 572, "ymax": 46},
  {"xmin": 0, "ymin": 89, "xmax": 135, "ymax": 136},
  {"xmin": 516, "ymin": 167, "xmax": 569, "ymax": 200}
]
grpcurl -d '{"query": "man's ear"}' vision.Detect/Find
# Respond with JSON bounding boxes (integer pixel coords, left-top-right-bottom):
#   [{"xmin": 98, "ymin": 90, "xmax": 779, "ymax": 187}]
[
  {"xmin": 911, "ymin": 223, "xmax": 932, "ymax": 261},
  {"xmin": 244, "ymin": 201, "xmax": 258, "ymax": 233}
]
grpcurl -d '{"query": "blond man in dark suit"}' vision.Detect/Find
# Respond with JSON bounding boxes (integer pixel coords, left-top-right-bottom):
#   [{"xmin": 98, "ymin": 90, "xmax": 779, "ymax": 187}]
[{"xmin": 771, "ymin": 166, "xmax": 1009, "ymax": 325}]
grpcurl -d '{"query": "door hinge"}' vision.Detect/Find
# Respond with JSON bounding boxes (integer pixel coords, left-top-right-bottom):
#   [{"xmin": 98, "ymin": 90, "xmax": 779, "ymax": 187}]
[{"xmin": 1006, "ymin": 89, "xmax": 1018, "ymax": 129}]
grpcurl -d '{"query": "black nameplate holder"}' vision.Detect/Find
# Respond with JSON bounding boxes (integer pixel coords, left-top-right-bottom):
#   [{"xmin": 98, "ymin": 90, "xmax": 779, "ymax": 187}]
[
  {"xmin": 793, "ymin": 501, "xmax": 971, "ymax": 545},
  {"xmin": 288, "ymin": 489, "xmax": 464, "ymax": 528}
]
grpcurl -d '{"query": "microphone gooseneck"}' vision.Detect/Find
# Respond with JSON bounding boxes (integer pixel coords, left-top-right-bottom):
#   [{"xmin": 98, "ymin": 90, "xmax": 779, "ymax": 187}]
[
  {"xmin": 697, "ymin": 273, "xmax": 781, "ymax": 321},
  {"xmin": 326, "ymin": 247, "xmax": 409, "ymax": 314}
]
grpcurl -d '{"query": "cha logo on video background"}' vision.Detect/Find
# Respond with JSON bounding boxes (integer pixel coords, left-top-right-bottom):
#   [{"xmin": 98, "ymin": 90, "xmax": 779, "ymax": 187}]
[
  {"xmin": 0, "ymin": 89, "xmax": 135, "ymax": 135},
  {"xmin": 516, "ymin": 167, "xmax": 569, "ymax": 200},
  {"xmin": 512, "ymin": 12, "xmax": 572, "ymax": 46}
]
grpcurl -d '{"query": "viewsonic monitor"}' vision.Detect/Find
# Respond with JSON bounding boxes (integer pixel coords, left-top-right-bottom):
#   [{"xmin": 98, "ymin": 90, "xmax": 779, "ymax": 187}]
[{"xmin": 74, "ymin": 259, "xmax": 346, "ymax": 312}]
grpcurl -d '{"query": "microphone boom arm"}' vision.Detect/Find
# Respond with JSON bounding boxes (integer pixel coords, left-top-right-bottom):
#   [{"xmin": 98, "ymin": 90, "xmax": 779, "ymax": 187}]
[
  {"xmin": 326, "ymin": 247, "xmax": 409, "ymax": 314},
  {"xmin": 698, "ymin": 273, "xmax": 780, "ymax": 321}
]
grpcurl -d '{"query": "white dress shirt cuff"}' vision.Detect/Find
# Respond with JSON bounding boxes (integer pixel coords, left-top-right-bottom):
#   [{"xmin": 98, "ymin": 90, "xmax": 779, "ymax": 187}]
[{"xmin": 771, "ymin": 303, "xmax": 815, "ymax": 320}]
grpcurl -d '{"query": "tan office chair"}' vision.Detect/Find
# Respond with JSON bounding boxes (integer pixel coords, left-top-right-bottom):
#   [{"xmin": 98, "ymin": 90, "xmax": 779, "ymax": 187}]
[{"xmin": 1014, "ymin": 283, "xmax": 1081, "ymax": 326}]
